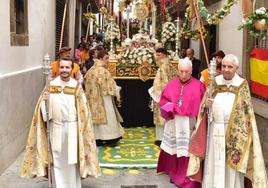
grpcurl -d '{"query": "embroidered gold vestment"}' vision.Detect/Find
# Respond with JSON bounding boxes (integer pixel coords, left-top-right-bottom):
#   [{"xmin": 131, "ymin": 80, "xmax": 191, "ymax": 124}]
[
  {"xmin": 84, "ymin": 60, "xmax": 117, "ymax": 125},
  {"xmin": 187, "ymin": 80, "xmax": 268, "ymax": 187},
  {"xmin": 152, "ymin": 58, "xmax": 177, "ymax": 126},
  {"xmin": 20, "ymin": 83, "xmax": 101, "ymax": 178}
]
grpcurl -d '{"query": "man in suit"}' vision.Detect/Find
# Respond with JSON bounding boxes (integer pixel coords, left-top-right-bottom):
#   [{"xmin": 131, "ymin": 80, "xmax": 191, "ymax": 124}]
[{"xmin": 186, "ymin": 48, "xmax": 202, "ymax": 79}]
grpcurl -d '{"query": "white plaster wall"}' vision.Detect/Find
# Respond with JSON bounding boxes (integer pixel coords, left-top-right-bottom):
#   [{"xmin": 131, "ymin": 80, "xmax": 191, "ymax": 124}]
[
  {"xmin": 189, "ymin": 0, "xmax": 244, "ymax": 74},
  {"xmin": 0, "ymin": 0, "xmax": 56, "ymax": 75},
  {"xmin": 0, "ymin": 0, "xmax": 56, "ymax": 174},
  {"xmin": 218, "ymin": 0, "xmax": 244, "ymax": 74}
]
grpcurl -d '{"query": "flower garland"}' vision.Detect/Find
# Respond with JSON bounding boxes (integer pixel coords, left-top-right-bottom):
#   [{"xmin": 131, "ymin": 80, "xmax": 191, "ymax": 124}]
[
  {"xmin": 197, "ymin": 0, "xmax": 238, "ymax": 25},
  {"xmin": 238, "ymin": 7, "xmax": 268, "ymax": 39},
  {"xmin": 161, "ymin": 22, "xmax": 176, "ymax": 44},
  {"xmin": 83, "ymin": 12, "xmax": 96, "ymax": 21},
  {"xmin": 100, "ymin": 7, "xmax": 108, "ymax": 15},
  {"xmin": 179, "ymin": 6, "xmax": 208, "ymax": 40},
  {"xmin": 120, "ymin": 47, "xmax": 155, "ymax": 64}
]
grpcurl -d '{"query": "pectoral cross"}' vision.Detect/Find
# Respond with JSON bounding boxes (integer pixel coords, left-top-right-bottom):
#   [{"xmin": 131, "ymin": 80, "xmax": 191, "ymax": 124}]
[{"xmin": 178, "ymin": 99, "xmax": 183, "ymax": 107}]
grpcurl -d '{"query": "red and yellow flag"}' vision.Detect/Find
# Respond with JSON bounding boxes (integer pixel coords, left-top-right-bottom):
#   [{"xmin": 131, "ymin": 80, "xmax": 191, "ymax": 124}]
[{"xmin": 250, "ymin": 48, "xmax": 268, "ymax": 99}]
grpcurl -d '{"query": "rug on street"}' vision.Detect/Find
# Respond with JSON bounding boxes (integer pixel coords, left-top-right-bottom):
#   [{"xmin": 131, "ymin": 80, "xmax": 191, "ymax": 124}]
[{"xmin": 98, "ymin": 127, "xmax": 160, "ymax": 168}]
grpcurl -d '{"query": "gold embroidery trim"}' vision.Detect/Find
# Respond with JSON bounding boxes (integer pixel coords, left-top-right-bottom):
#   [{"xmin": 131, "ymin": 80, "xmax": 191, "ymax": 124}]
[
  {"xmin": 63, "ymin": 86, "xmax": 76, "ymax": 95},
  {"xmin": 213, "ymin": 84, "xmax": 240, "ymax": 96},
  {"xmin": 49, "ymin": 85, "xmax": 77, "ymax": 95},
  {"xmin": 225, "ymin": 81, "xmax": 252, "ymax": 170},
  {"xmin": 49, "ymin": 86, "xmax": 62, "ymax": 93}
]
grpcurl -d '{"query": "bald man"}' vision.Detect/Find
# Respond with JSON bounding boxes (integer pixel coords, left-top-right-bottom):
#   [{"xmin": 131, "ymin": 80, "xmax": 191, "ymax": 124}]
[
  {"xmin": 157, "ymin": 58, "xmax": 205, "ymax": 188},
  {"xmin": 186, "ymin": 48, "xmax": 202, "ymax": 79}
]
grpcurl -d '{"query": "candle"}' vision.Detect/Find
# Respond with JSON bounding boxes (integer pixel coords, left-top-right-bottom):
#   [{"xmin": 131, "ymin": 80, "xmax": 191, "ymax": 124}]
[
  {"xmin": 90, "ymin": 19, "xmax": 93, "ymax": 35},
  {"xmin": 96, "ymin": 13, "xmax": 99, "ymax": 33}
]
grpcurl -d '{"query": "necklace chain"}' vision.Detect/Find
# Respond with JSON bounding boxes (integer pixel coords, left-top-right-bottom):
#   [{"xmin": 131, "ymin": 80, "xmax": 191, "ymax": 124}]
[{"xmin": 180, "ymin": 85, "xmax": 184, "ymax": 96}]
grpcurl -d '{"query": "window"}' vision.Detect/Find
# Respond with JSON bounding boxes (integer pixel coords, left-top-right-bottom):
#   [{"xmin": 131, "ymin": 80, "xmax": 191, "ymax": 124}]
[{"xmin": 10, "ymin": 0, "xmax": 29, "ymax": 46}]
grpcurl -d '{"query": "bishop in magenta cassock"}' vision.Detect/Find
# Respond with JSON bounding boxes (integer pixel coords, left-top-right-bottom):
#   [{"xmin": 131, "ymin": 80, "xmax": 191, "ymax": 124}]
[{"xmin": 157, "ymin": 57, "xmax": 205, "ymax": 188}]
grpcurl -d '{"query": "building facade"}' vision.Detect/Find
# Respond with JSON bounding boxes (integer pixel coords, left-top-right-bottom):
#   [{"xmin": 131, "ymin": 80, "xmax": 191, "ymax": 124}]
[{"xmin": 0, "ymin": 0, "xmax": 90, "ymax": 174}]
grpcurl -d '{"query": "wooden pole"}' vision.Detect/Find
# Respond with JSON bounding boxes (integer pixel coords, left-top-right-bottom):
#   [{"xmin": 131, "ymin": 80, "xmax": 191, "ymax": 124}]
[
  {"xmin": 59, "ymin": 0, "xmax": 68, "ymax": 50},
  {"xmin": 193, "ymin": 0, "xmax": 209, "ymax": 68}
]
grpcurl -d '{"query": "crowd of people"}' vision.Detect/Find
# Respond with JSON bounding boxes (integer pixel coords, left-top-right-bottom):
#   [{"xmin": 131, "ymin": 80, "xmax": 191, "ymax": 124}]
[{"xmin": 20, "ymin": 36, "xmax": 267, "ymax": 188}]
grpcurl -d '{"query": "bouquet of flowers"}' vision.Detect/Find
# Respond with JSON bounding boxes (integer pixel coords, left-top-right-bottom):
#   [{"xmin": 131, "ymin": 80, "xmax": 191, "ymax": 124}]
[
  {"xmin": 238, "ymin": 7, "xmax": 268, "ymax": 38},
  {"xmin": 161, "ymin": 22, "xmax": 176, "ymax": 44},
  {"xmin": 168, "ymin": 50, "xmax": 178, "ymax": 61},
  {"xmin": 120, "ymin": 47, "xmax": 155, "ymax": 64}
]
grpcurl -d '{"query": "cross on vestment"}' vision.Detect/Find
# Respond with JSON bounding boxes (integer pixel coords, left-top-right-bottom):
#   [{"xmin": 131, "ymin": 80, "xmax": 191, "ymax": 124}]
[
  {"xmin": 180, "ymin": 130, "xmax": 186, "ymax": 136},
  {"xmin": 214, "ymin": 129, "xmax": 225, "ymax": 160}
]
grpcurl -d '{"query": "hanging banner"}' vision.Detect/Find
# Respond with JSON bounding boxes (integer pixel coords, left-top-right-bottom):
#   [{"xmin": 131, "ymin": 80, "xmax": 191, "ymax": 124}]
[
  {"xmin": 161, "ymin": 0, "xmax": 166, "ymax": 18},
  {"xmin": 250, "ymin": 48, "xmax": 268, "ymax": 99}
]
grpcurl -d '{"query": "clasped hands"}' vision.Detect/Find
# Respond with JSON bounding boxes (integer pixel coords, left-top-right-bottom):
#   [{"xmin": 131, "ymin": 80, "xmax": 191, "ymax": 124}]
[
  {"xmin": 43, "ymin": 90, "xmax": 50, "ymax": 101},
  {"xmin": 205, "ymin": 98, "xmax": 214, "ymax": 109}
]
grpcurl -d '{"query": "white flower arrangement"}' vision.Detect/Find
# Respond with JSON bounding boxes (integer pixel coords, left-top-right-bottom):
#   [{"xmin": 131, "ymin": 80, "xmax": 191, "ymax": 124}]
[
  {"xmin": 161, "ymin": 22, "xmax": 176, "ymax": 44},
  {"xmin": 238, "ymin": 7, "xmax": 268, "ymax": 39},
  {"xmin": 120, "ymin": 47, "xmax": 155, "ymax": 65},
  {"xmin": 105, "ymin": 24, "xmax": 120, "ymax": 40},
  {"xmin": 168, "ymin": 50, "xmax": 178, "ymax": 61}
]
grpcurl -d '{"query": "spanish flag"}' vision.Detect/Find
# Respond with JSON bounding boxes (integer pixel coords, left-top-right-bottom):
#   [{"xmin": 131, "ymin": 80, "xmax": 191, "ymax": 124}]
[{"xmin": 250, "ymin": 48, "xmax": 268, "ymax": 99}]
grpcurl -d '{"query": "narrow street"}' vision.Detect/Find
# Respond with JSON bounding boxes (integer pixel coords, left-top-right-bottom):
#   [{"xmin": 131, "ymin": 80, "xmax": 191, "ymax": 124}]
[{"xmin": 0, "ymin": 152, "xmax": 176, "ymax": 188}]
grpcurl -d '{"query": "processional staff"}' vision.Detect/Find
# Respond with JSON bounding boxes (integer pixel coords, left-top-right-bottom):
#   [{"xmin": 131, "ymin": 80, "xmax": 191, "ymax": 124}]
[
  {"xmin": 43, "ymin": 54, "xmax": 53, "ymax": 188},
  {"xmin": 204, "ymin": 58, "xmax": 216, "ymax": 177},
  {"xmin": 208, "ymin": 58, "xmax": 216, "ymax": 120}
]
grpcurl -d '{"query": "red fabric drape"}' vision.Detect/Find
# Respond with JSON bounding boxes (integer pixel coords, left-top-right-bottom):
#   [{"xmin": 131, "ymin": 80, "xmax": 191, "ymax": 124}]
[
  {"xmin": 161, "ymin": 0, "xmax": 166, "ymax": 19},
  {"xmin": 111, "ymin": 0, "xmax": 114, "ymax": 16},
  {"xmin": 177, "ymin": 0, "xmax": 180, "ymax": 17}
]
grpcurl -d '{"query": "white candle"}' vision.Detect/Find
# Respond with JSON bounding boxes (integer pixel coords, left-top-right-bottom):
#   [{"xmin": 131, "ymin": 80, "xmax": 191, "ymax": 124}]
[
  {"xmin": 126, "ymin": 5, "xmax": 130, "ymax": 38},
  {"xmin": 152, "ymin": 4, "xmax": 156, "ymax": 39},
  {"xmin": 96, "ymin": 13, "xmax": 99, "ymax": 33},
  {"xmin": 100, "ymin": 14, "xmax": 103, "ymax": 30},
  {"xmin": 150, "ymin": 25, "xmax": 153, "ymax": 35},
  {"xmin": 90, "ymin": 19, "xmax": 93, "ymax": 35}
]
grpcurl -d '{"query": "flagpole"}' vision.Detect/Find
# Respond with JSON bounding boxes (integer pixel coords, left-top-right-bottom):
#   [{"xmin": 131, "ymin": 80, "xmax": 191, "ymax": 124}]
[{"xmin": 193, "ymin": 0, "xmax": 209, "ymax": 68}]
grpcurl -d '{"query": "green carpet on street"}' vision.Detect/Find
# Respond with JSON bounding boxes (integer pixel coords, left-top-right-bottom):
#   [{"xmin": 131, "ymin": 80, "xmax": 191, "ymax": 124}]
[{"xmin": 98, "ymin": 127, "xmax": 160, "ymax": 168}]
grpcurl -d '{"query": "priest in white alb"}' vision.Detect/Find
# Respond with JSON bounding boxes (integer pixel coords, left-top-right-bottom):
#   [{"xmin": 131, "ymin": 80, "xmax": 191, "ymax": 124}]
[
  {"xmin": 84, "ymin": 50, "xmax": 124, "ymax": 146},
  {"xmin": 148, "ymin": 47, "xmax": 177, "ymax": 146},
  {"xmin": 20, "ymin": 59, "xmax": 101, "ymax": 188},
  {"xmin": 187, "ymin": 54, "xmax": 268, "ymax": 188}
]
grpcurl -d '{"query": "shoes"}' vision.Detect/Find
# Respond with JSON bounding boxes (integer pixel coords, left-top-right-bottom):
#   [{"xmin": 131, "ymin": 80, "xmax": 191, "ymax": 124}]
[{"xmin": 154, "ymin": 140, "xmax": 161, "ymax": 147}]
